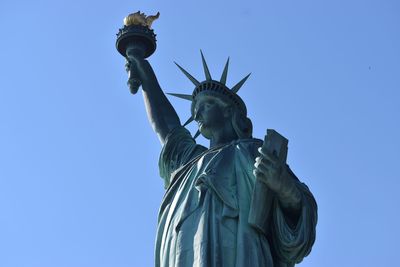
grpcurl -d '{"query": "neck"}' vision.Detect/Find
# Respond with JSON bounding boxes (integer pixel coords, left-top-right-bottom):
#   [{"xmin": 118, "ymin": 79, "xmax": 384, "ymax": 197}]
[{"xmin": 209, "ymin": 123, "xmax": 238, "ymax": 148}]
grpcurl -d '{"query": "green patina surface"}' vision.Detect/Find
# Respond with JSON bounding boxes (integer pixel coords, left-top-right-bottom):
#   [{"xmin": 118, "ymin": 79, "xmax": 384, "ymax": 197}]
[{"xmin": 116, "ymin": 14, "xmax": 317, "ymax": 266}]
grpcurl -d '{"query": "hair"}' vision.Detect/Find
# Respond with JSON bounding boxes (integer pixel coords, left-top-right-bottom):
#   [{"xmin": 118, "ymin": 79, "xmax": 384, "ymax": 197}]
[
  {"xmin": 211, "ymin": 97, "xmax": 253, "ymax": 138},
  {"xmin": 231, "ymin": 108, "xmax": 253, "ymax": 138}
]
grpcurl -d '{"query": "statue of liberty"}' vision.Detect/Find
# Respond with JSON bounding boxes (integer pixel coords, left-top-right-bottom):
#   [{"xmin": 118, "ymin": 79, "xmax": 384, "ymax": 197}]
[{"xmin": 117, "ymin": 12, "xmax": 317, "ymax": 267}]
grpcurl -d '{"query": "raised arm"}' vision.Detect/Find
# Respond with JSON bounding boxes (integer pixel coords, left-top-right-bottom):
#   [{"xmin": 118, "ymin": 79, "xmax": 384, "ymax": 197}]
[{"xmin": 126, "ymin": 48, "xmax": 181, "ymax": 145}]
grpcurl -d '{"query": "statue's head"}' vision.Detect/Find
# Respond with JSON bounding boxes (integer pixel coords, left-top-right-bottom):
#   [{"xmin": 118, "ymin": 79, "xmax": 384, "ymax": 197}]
[
  {"xmin": 192, "ymin": 93, "xmax": 252, "ymax": 140},
  {"xmin": 169, "ymin": 51, "xmax": 252, "ymax": 139}
]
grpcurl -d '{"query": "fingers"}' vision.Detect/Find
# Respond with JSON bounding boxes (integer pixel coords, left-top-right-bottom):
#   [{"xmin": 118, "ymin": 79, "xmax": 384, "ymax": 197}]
[
  {"xmin": 253, "ymin": 167, "xmax": 271, "ymax": 182},
  {"xmin": 253, "ymin": 165, "xmax": 282, "ymax": 193},
  {"xmin": 255, "ymin": 157, "xmax": 280, "ymax": 177},
  {"xmin": 258, "ymin": 147, "xmax": 279, "ymax": 163},
  {"xmin": 254, "ymin": 156, "xmax": 269, "ymax": 169},
  {"xmin": 254, "ymin": 147, "xmax": 290, "ymax": 194},
  {"xmin": 125, "ymin": 57, "xmax": 150, "ymax": 78},
  {"xmin": 255, "ymin": 160, "xmax": 272, "ymax": 175},
  {"xmin": 255, "ymin": 154, "xmax": 278, "ymax": 169},
  {"xmin": 253, "ymin": 168, "xmax": 262, "ymax": 177},
  {"xmin": 125, "ymin": 60, "xmax": 131, "ymax": 72}
]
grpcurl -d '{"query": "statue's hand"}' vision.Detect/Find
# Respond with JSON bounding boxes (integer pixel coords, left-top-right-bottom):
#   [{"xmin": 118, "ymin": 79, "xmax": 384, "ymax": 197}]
[
  {"xmin": 254, "ymin": 147, "xmax": 301, "ymax": 206},
  {"xmin": 125, "ymin": 55, "xmax": 153, "ymax": 80},
  {"xmin": 124, "ymin": 57, "xmax": 140, "ymax": 94},
  {"xmin": 254, "ymin": 147, "xmax": 285, "ymax": 193},
  {"xmin": 125, "ymin": 59, "xmax": 131, "ymax": 73},
  {"xmin": 124, "ymin": 55, "xmax": 152, "ymax": 94}
]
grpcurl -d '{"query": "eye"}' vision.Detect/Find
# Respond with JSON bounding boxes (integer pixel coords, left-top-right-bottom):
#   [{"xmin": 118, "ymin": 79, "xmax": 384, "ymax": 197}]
[{"xmin": 204, "ymin": 102, "xmax": 213, "ymax": 109}]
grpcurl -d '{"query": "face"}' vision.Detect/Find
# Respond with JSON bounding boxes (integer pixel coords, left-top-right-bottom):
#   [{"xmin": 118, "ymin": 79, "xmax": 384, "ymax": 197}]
[{"xmin": 193, "ymin": 96, "xmax": 227, "ymax": 139}]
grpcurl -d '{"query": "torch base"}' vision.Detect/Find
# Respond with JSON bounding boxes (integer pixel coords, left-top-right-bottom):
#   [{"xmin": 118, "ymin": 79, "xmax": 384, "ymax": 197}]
[{"xmin": 116, "ymin": 25, "xmax": 157, "ymax": 58}]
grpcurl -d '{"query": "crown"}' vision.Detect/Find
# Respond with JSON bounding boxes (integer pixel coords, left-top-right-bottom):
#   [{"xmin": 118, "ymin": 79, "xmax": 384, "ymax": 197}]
[{"xmin": 168, "ymin": 51, "xmax": 251, "ymax": 138}]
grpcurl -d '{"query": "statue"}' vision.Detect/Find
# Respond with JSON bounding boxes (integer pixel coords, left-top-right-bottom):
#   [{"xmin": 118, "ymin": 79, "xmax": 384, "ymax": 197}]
[{"xmin": 116, "ymin": 11, "xmax": 317, "ymax": 267}]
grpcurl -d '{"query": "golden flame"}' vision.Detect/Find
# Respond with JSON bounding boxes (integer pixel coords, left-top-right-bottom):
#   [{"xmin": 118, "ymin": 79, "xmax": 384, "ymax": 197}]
[{"xmin": 123, "ymin": 11, "xmax": 160, "ymax": 28}]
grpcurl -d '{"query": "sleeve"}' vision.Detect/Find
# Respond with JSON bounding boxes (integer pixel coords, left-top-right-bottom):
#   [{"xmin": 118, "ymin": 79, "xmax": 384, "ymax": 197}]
[
  {"xmin": 271, "ymin": 181, "xmax": 318, "ymax": 265},
  {"xmin": 158, "ymin": 126, "xmax": 207, "ymax": 188}
]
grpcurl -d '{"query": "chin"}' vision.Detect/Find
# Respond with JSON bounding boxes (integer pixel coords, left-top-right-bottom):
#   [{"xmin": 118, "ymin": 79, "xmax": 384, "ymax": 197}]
[{"xmin": 199, "ymin": 126, "xmax": 212, "ymax": 139}]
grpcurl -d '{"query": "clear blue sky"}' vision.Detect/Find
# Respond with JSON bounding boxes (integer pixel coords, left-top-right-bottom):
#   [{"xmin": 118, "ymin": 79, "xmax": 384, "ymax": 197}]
[{"xmin": 1, "ymin": 0, "xmax": 399, "ymax": 266}]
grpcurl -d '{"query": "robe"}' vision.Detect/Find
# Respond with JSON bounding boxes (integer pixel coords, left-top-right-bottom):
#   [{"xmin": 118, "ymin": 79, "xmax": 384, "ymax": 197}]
[{"xmin": 156, "ymin": 127, "xmax": 317, "ymax": 267}]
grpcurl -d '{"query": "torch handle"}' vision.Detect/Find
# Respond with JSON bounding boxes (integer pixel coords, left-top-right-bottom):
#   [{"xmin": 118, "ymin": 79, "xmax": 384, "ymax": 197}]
[{"xmin": 126, "ymin": 43, "xmax": 146, "ymax": 95}]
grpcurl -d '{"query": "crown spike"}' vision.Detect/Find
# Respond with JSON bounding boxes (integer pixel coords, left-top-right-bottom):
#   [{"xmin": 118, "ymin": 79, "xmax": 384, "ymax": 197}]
[
  {"xmin": 193, "ymin": 130, "xmax": 201, "ymax": 139},
  {"xmin": 167, "ymin": 93, "xmax": 193, "ymax": 101},
  {"xmin": 200, "ymin": 50, "xmax": 212, "ymax": 81},
  {"xmin": 220, "ymin": 57, "xmax": 230, "ymax": 85},
  {"xmin": 183, "ymin": 116, "xmax": 194, "ymax": 126},
  {"xmin": 231, "ymin": 73, "xmax": 251, "ymax": 93},
  {"xmin": 174, "ymin": 62, "xmax": 200, "ymax": 86}
]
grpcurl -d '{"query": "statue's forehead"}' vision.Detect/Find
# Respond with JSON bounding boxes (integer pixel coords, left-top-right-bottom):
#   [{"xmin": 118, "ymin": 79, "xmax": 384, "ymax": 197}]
[
  {"xmin": 191, "ymin": 93, "xmax": 231, "ymax": 117},
  {"xmin": 193, "ymin": 95, "xmax": 220, "ymax": 109}
]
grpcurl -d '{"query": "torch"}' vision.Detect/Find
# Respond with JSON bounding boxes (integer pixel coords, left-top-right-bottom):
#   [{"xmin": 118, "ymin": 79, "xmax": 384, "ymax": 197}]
[{"xmin": 116, "ymin": 11, "xmax": 160, "ymax": 94}]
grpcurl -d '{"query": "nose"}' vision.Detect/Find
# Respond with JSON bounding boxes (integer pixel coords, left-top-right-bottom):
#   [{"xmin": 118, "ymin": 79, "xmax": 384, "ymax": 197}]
[
  {"xmin": 194, "ymin": 106, "xmax": 203, "ymax": 121},
  {"xmin": 194, "ymin": 110, "xmax": 200, "ymax": 121}
]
